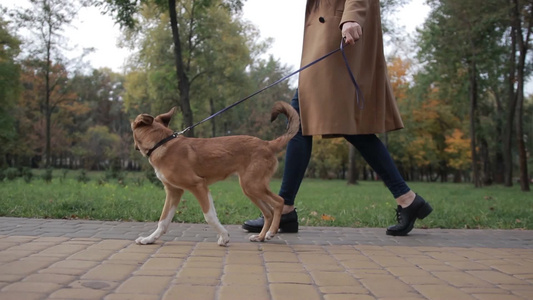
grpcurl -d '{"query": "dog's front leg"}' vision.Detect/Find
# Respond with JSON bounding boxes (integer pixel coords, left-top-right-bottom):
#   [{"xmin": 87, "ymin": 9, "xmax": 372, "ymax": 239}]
[
  {"xmin": 136, "ymin": 186, "xmax": 183, "ymax": 245},
  {"xmin": 193, "ymin": 187, "xmax": 230, "ymax": 247}
]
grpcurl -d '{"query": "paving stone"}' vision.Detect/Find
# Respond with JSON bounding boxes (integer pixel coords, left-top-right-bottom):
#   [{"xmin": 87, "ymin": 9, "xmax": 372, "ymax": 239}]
[
  {"xmin": 0, "ymin": 249, "xmax": 36, "ymax": 262},
  {"xmin": 0, "ymin": 291, "xmax": 47, "ymax": 300},
  {"xmin": 224, "ymin": 264, "xmax": 265, "ymax": 274},
  {"xmin": 221, "ymin": 273, "xmax": 267, "ymax": 285},
  {"xmin": 270, "ymin": 283, "xmax": 322, "ymax": 300},
  {"xmin": 116, "ymin": 276, "xmax": 172, "ymax": 295},
  {"xmin": 432, "ymin": 271, "xmax": 494, "ymax": 287},
  {"xmin": 359, "ymin": 275, "xmax": 419, "ymax": 298},
  {"xmin": 51, "ymin": 259, "xmax": 100, "ymax": 270},
  {"xmin": 68, "ymin": 249, "xmax": 116, "ymax": 261},
  {"xmin": 107, "ymin": 251, "xmax": 152, "ymax": 263},
  {"xmin": 512, "ymin": 289, "xmax": 533, "ymax": 299},
  {"xmin": 324, "ymin": 295, "xmax": 376, "ymax": 300},
  {"xmin": 164, "ymin": 284, "xmax": 217, "ymax": 300},
  {"xmin": 1, "ymin": 258, "xmax": 56, "ymax": 276},
  {"xmin": 87, "ymin": 240, "xmax": 132, "ymax": 251},
  {"xmin": 23, "ymin": 273, "xmax": 77, "ymax": 284},
  {"xmin": 471, "ymin": 294, "xmax": 525, "ymax": 300},
  {"xmin": 48, "ymin": 288, "xmax": 108, "ymax": 299},
  {"xmin": 1, "ymin": 217, "xmax": 533, "ymax": 300},
  {"xmin": 309, "ymin": 271, "xmax": 360, "ymax": 286},
  {"xmin": 0, "ymin": 274, "xmax": 24, "ymax": 284},
  {"xmin": 2, "ymin": 281, "xmax": 62, "ymax": 294},
  {"xmin": 175, "ymin": 268, "xmax": 223, "ymax": 285},
  {"xmin": 266, "ymin": 262, "xmax": 306, "ymax": 272},
  {"xmin": 140, "ymin": 257, "xmax": 184, "ymax": 271},
  {"xmin": 468, "ymin": 270, "xmax": 528, "ymax": 285},
  {"xmin": 82, "ymin": 264, "xmax": 139, "ymax": 281},
  {"xmin": 262, "ymin": 251, "xmax": 300, "ymax": 263},
  {"xmin": 319, "ymin": 285, "xmax": 370, "ymax": 295},
  {"xmin": 104, "ymin": 293, "xmax": 160, "ymax": 300},
  {"xmin": 414, "ymin": 284, "xmax": 476, "ymax": 300},
  {"xmin": 267, "ymin": 272, "xmax": 313, "ymax": 284},
  {"xmin": 218, "ymin": 284, "xmax": 270, "ymax": 300},
  {"xmin": 69, "ymin": 279, "xmax": 119, "ymax": 291}
]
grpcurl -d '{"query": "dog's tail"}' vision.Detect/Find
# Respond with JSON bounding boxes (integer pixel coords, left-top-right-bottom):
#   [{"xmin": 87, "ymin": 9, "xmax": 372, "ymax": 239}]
[{"xmin": 269, "ymin": 101, "xmax": 300, "ymax": 152}]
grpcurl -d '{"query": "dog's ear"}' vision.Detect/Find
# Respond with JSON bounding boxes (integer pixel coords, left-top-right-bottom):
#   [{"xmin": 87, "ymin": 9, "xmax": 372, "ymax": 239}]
[
  {"xmin": 132, "ymin": 114, "xmax": 154, "ymax": 129},
  {"xmin": 154, "ymin": 107, "xmax": 176, "ymax": 128}
]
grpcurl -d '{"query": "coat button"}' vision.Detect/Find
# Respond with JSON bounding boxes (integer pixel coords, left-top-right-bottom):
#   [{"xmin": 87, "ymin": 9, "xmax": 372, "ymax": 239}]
[{"xmin": 319, "ymin": 17, "xmax": 325, "ymax": 23}]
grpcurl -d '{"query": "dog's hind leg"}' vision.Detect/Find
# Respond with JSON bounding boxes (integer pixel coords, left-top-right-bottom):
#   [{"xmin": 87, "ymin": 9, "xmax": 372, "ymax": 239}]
[
  {"xmin": 240, "ymin": 177, "xmax": 278, "ymax": 242},
  {"xmin": 248, "ymin": 200, "xmax": 274, "ymax": 242},
  {"xmin": 136, "ymin": 185, "xmax": 183, "ymax": 245},
  {"xmin": 191, "ymin": 185, "xmax": 230, "ymax": 246},
  {"xmin": 263, "ymin": 191, "xmax": 284, "ymax": 240}
]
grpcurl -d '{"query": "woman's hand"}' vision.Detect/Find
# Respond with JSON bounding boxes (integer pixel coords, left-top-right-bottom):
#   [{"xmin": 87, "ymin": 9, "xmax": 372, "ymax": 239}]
[{"xmin": 341, "ymin": 22, "xmax": 362, "ymax": 45}]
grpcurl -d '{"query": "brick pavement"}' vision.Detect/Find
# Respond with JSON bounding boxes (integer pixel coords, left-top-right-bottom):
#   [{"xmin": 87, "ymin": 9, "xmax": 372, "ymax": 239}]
[{"xmin": 0, "ymin": 217, "xmax": 532, "ymax": 300}]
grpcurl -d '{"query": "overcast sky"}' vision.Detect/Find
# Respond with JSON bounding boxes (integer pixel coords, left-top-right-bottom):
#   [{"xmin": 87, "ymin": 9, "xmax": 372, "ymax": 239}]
[{"xmin": 4, "ymin": 0, "xmax": 531, "ymax": 94}]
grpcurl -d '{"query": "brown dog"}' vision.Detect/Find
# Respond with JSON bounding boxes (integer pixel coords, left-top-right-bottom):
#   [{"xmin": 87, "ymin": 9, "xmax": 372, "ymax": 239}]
[{"xmin": 131, "ymin": 101, "xmax": 299, "ymax": 246}]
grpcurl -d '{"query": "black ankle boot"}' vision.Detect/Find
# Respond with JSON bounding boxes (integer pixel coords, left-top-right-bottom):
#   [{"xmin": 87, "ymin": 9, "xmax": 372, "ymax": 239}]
[
  {"xmin": 386, "ymin": 194, "xmax": 432, "ymax": 236},
  {"xmin": 242, "ymin": 209, "xmax": 299, "ymax": 233}
]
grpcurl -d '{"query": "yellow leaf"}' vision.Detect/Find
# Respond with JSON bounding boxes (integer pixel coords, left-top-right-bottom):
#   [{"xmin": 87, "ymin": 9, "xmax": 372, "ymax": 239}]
[{"xmin": 321, "ymin": 214, "xmax": 335, "ymax": 221}]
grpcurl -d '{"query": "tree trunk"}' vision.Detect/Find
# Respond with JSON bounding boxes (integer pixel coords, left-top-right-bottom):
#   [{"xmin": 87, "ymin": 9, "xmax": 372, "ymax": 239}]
[
  {"xmin": 44, "ymin": 7, "xmax": 53, "ymax": 168},
  {"xmin": 512, "ymin": 0, "xmax": 531, "ymax": 191},
  {"xmin": 515, "ymin": 89, "xmax": 529, "ymax": 191},
  {"xmin": 347, "ymin": 145, "xmax": 358, "ymax": 185},
  {"xmin": 503, "ymin": 0, "xmax": 518, "ymax": 187},
  {"xmin": 480, "ymin": 138, "xmax": 492, "ymax": 185},
  {"xmin": 469, "ymin": 60, "xmax": 481, "ymax": 187},
  {"xmin": 168, "ymin": 0, "xmax": 194, "ymax": 137}
]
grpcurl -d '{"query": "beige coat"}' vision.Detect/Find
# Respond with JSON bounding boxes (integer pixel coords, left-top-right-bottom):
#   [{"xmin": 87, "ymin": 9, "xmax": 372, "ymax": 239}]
[{"xmin": 298, "ymin": 0, "xmax": 404, "ymax": 136}]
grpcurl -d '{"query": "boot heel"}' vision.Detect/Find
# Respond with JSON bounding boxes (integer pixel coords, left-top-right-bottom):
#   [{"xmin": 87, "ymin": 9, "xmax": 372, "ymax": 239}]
[
  {"xmin": 280, "ymin": 221, "xmax": 299, "ymax": 233},
  {"xmin": 417, "ymin": 202, "xmax": 433, "ymax": 220}
]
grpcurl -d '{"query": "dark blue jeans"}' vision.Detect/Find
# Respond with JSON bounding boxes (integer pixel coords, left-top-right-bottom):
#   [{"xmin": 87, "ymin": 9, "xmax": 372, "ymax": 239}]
[{"xmin": 279, "ymin": 90, "xmax": 410, "ymax": 205}]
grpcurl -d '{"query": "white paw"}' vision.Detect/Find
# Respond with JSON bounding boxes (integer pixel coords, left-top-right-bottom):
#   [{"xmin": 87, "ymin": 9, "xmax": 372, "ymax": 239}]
[
  {"xmin": 135, "ymin": 236, "xmax": 155, "ymax": 245},
  {"xmin": 266, "ymin": 231, "xmax": 275, "ymax": 240},
  {"xmin": 249, "ymin": 234, "xmax": 263, "ymax": 242},
  {"xmin": 217, "ymin": 233, "xmax": 230, "ymax": 246}
]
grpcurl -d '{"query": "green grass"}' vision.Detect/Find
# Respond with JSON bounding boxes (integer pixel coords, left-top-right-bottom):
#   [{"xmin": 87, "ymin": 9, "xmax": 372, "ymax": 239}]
[{"xmin": 0, "ymin": 172, "xmax": 531, "ymax": 230}]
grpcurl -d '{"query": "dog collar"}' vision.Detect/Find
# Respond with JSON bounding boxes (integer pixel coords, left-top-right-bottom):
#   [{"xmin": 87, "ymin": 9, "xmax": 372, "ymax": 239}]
[{"xmin": 146, "ymin": 132, "xmax": 180, "ymax": 157}]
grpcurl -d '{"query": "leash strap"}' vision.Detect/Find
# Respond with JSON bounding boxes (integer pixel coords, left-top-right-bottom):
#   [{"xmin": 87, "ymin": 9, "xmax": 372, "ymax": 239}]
[
  {"xmin": 340, "ymin": 40, "xmax": 364, "ymax": 109},
  {"xmin": 177, "ymin": 39, "xmax": 363, "ymax": 136}
]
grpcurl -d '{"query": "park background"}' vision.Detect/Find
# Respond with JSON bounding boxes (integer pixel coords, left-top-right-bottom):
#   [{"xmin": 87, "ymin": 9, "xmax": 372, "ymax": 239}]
[{"xmin": 0, "ymin": 0, "xmax": 531, "ymax": 229}]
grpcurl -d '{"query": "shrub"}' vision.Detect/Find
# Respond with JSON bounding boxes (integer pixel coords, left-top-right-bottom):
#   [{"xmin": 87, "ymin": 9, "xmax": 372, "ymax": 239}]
[
  {"xmin": 22, "ymin": 167, "xmax": 34, "ymax": 183},
  {"xmin": 41, "ymin": 168, "xmax": 53, "ymax": 183},
  {"xmin": 77, "ymin": 169, "xmax": 90, "ymax": 183},
  {"xmin": 5, "ymin": 168, "xmax": 19, "ymax": 181},
  {"xmin": 132, "ymin": 176, "xmax": 144, "ymax": 186},
  {"xmin": 59, "ymin": 169, "xmax": 69, "ymax": 183}
]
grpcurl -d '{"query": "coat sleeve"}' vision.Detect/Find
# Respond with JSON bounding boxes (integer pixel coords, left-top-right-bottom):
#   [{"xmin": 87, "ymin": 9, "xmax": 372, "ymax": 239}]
[{"xmin": 340, "ymin": 0, "xmax": 368, "ymax": 28}]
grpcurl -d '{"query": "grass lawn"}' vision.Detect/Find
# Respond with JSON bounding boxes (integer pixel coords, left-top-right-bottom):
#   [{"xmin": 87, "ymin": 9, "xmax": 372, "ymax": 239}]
[{"xmin": 0, "ymin": 170, "xmax": 531, "ymax": 230}]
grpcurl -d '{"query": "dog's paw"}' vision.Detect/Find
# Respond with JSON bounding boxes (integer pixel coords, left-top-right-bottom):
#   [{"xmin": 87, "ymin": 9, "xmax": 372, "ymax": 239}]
[
  {"xmin": 249, "ymin": 234, "xmax": 264, "ymax": 242},
  {"xmin": 266, "ymin": 231, "xmax": 275, "ymax": 240},
  {"xmin": 135, "ymin": 236, "xmax": 155, "ymax": 245},
  {"xmin": 217, "ymin": 233, "xmax": 230, "ymax": 247}
]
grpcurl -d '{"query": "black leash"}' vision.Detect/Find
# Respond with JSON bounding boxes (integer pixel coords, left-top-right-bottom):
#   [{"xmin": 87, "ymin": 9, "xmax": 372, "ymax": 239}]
[
  {"xmin": 146, "ymin": 39, "xmax": 363, "ymax": 157},
  {"xmin": 177, "ymin": 39, "xmax": 363, "ymax": 136}
]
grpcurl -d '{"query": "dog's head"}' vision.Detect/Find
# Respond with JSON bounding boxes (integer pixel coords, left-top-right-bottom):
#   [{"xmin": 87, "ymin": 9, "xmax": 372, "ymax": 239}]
[{"xmin": 131, "ymin": 107, "xmax": 176, "ymax": 157}]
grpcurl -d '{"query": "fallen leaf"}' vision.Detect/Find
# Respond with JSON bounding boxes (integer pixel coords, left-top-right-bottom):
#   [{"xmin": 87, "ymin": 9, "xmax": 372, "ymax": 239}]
[{"xmin": 321, "ymin": 214, "xmax": 335, "ymax": 221}]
